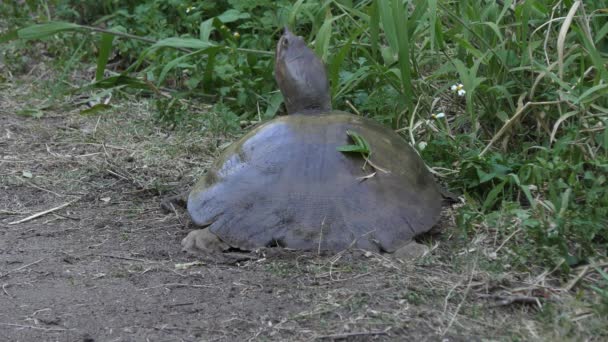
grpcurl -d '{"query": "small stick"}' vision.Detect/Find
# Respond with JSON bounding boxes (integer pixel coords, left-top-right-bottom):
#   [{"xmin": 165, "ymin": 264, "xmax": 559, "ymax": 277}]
[
  {"xmin": 8, "ymin": 199, "xmax": 79, "ymax": 225},
  {"xmin": 0, "ymin": 258, "xmax": 45, "ymax": 278},
  {"xmin": 345, "ymin": 100, "xmax": 361, "ymax": 116},
  {"xmin": 478, "ymin": 294, "xmax": 542, "ymax": 308},
  {"xmin": 442, "ymin": 260, "xmax": 477, "ymax": 337},
  {"xmin": 93, "ymin": 254, "xmax": 149, "ymax": 263},
  {"xmin": 494, "ymin": 228, "xmax": 522, "ymax": 254},
  {"xmin": 480, "ymin": 100, "xmax": 562, "ymax": 157},
  {"xmin": 316, "ymin": 328, "xmax": 390, "ymax": 340},
  {"xmin": 138, "ymin": 283, "xmax": 220, "ymax": 291},
  {"xmin": 0, "ymin": 322, "xmax": 67, "ymax": 332}
]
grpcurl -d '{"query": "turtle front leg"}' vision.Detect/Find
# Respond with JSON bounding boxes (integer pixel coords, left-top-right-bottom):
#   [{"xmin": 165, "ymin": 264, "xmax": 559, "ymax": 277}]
[
  {"xmin": 182, "ymin": 229, "xmax": 230, "ymax": 254},
  {"xmin": 392, "ymin": 241, "xmax": 429, "ymax": 261}
]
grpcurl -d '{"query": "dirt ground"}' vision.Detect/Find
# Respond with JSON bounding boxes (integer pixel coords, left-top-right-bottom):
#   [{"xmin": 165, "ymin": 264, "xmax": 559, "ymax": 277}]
[{"xmin": 0, "ymin": 74, "xmax": 569, "ymax": 341}]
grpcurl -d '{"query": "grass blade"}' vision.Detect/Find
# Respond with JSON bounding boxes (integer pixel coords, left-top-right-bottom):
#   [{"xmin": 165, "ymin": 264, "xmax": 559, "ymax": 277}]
[
  {"xmin": 95, "ymin": 33, "xmax": 115, "ymax": 81},
  {"xmin": 17, "ymin": 22, "xmax": 82, "ymax": 40}
]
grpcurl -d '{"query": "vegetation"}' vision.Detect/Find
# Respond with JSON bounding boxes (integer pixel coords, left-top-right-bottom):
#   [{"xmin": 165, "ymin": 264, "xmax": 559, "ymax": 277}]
[{"xmin": 1, "ymin": 0, "xmax": 607, "ymax": 336}]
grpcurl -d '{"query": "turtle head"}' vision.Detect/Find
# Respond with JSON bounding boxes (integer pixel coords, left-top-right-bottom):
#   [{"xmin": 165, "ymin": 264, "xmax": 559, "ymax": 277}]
[{"xmin": 275, "ymin": 27, "xmax": 331, "ymax": 114}]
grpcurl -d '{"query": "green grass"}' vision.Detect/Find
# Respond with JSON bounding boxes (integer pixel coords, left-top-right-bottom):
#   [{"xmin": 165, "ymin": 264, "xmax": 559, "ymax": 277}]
[{"xmin": 1, "ymin": 0, "xmax": 607, "ymax": 336}]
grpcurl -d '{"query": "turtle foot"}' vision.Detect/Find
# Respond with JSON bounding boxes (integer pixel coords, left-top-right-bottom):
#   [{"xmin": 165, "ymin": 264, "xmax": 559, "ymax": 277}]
[
  {"xmin": 181, "ymin": 229, "xmax": 230, "ymax": 254},
  {"xmin": 392, "ymin": 241, "xmax": 429, "ymax": 261}
]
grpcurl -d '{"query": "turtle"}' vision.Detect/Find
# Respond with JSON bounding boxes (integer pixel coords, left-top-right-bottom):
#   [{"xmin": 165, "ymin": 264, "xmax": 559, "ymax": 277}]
[{"xmin": 180, "ymin": 28, "xmax": 442, "ymax": 259}]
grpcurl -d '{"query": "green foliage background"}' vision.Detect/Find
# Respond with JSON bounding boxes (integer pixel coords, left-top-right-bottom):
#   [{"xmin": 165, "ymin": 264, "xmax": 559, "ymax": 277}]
[{"xmin": 1, "ymin": 0, "xmax": 607, "ymax": 278}]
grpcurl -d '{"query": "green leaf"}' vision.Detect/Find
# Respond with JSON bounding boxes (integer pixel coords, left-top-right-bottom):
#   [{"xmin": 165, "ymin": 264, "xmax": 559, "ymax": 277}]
[
  {"xmin": 369, "ymin": 0, "xmax": 379, "ymax": 58},
  {"xmin": 428, "ymin": 0, "xmax": 438, "ymax": 50},
  {"xmin": 158, "ymin": 49, "xmax": 211, "ymax": 85},
  {"xmin": 80, "ymin": 104, "xmax": 111, "ymax": 116},
  {"xmin": 575, "ymin": 84, "xmax": 608, "ymax": 105},
  {"xmin": 264, "ymin": 92, "xmax": 284, "ymax": 119},
  {"xmin": 337, "ymin": 144, "xmax": 368, "ymax": 153},
  {"xmin": 602, "ymin": 121, "xmax": 608, "ymax": 151},
  {"xmin": 391, "ymin": 0, "xmax": 413, "ymax": 113},
  {"xmin": 217, "ymin": 9, "xmax": 250, "ymax": 23},
  {"xmin": 337, "ymin": 130, "xmax": 371, "ymax": 156},
  {"xmin": 288, "ymin": 0, "xmax": 306, "ymax": 28},
  {"xmin": 95, "ymin": 33, "xmax": 115, "ymax": 81},
  {"xmin": 377, "ymin": 0, "xmax": 398, "ymax": 55},
  {"xmin": 0, "ymin": 29, "xmax": 18, "ymax": 43},
  {"xmin": 17, "ymin": 108, "xmax": 44, "ymax": 118},
  {"xmin": 199, "ymin": 19, "xmax": 215, "ymax": 42},
  {"xmin": 17, "ymin": 22, "xmax": 82, "ymax": 40},
  {"xmin": 315, "ymin": 11, "xmax": 334, "ymax": 62},
  {"xmin": 482, "ymin": 180, "xmax": 506, "ymax": 211}
]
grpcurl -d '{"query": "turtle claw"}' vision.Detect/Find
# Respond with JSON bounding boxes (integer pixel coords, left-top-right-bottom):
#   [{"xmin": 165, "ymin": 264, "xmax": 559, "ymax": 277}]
[
  {"xmin": 181, "ymin": 229, "xmax": 230, "ymax": 254},
  {"xmin": 392, "ymin": 241, "xmax": 429, "ymax": 261}
]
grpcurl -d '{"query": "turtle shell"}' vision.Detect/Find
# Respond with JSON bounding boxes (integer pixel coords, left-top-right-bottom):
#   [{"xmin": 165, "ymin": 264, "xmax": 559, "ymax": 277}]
[{"xmin": 187, "ymin": 111, "xmax": 442, "ymax": 253}]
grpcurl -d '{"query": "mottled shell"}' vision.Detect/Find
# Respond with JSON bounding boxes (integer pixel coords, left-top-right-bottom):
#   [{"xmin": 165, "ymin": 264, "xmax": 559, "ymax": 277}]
[{"xmin": 188, "ymin": 112, "xmax": 442, "ymax": 252}]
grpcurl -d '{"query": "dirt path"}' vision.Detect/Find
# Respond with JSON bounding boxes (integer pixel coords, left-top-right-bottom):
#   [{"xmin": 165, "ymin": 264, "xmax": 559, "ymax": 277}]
[{"xmin": 0, "ymin": 86, "xmax": 534, "ymax": 341}]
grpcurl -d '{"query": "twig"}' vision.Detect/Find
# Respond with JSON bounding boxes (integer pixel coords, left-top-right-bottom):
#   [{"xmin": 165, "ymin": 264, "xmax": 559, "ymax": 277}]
[
  {"xmin": 92, "ymin": 254, "xmax": 149, "ymax": 263},
  {"xmin": 316, "ymin": 328, "xmax": 390, "ymax": 340},
  {"xmin": 478, "ymin": 294, "xmax": 542, "ymax": 308},
  {"xmin": 362, "ymin": 156, "xmax": 390, "ymax": 174},
  {"xmin": 138, "ymin": 283, "xmax": 220, "ymax": 291},
  {"xmin": 8, "ymin": 199, "xmax": 79, "ymax": 225},
  {"xmin": 0, "ymin": 322, "xmax": 67, "ymax": 332},
  {"xmin": 565, "ymin": 260, "xmax": 608, "ymax": 291},
  {"xmin": 442, "ymin": 259, "xmax": 477, "ymax": 337},
  {"xmin": 318, "ymin": 217, "xmax": 326, "ymax": 256},
  {"xmin": 408, "ymin": 97, "xmax": 423, "ymax": 147},
  {"xmin": 494, "ymin": 228, "xmax": 522, "ymax": 254},
  {"xmin": 345, "ymin": 100, "xmax": 361, "ymax": 116},
  {"xmin": 0, "ymin": 258, "xmax": 45, "ymax": 278}
]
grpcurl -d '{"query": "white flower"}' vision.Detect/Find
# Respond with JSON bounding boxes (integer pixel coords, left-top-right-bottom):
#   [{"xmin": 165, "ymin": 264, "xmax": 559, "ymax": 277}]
[
  {"xmin": 418, "ymin": 141, "xmax": 427, "ymax": 150},
  {"xmin": 450, "ymin": 84, "xmax": 457, "ymax": 91},
  {"xmin": 434, "ymin": 112, "xmax": 446, "ymax": 119},
  {"xmin": 186, "ymin": 6, "xmax": 196, "ymax": 13},
  {"xmin": 457, "ymin": 89, "xmax": 466, "ymax": 97}
]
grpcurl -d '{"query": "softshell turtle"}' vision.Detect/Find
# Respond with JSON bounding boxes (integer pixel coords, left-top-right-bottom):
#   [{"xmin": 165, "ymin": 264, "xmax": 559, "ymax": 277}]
[{"xmin": 181, "ymin": 28, "xmax": 442, "ymax": 258}]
